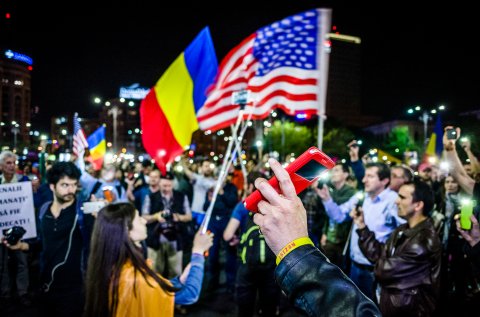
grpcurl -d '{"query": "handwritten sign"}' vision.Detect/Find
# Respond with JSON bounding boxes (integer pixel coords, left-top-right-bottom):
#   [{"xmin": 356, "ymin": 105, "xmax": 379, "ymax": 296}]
[{"xmin": 0, "ymin": 182, "xmax": 37, "ymax": 240}]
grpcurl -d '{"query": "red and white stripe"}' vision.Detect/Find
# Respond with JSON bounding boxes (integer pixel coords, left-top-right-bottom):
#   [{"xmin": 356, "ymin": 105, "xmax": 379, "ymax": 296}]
[{"xmin": 197, "ymin": 34, "xmax": 319, "ymax": 132}]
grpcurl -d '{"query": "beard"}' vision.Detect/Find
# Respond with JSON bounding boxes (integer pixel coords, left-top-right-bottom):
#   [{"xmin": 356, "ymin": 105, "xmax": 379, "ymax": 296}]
[{"xmin": 55, "ymin": 193, "xmax": 75, "ymax": 204}]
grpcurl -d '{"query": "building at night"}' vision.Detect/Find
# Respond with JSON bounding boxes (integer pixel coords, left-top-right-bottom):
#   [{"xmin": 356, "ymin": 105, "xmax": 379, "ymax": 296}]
[
  {"xmin": 0, "ymin": 48, "xmax": 33, "ymax": 149},
  {"xmin": 326, "ymin": 33, "xmax": 379, "ymax": 128}
]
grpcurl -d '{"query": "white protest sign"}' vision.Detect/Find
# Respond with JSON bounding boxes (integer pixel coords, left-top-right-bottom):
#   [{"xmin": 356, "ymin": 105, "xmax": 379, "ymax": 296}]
[{"xmin": 0, "ymin": 182, "xmax": 37, "ymax": 240}]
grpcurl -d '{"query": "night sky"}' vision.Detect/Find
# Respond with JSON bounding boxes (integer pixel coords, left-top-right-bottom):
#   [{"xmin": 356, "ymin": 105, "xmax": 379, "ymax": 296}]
[{"xmin": 1, "ymin": 2, "xmax": 479, "ymax": 131}]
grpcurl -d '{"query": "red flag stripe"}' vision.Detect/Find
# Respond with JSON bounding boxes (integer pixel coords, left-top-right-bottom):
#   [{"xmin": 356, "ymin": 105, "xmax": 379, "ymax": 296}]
[
  {"xmin": 216, "ymin": 35, "xmax": 255, "ymax": 84},
  {"xmin": 249, "ymin": 76, "xmax": 317, "ymax": 92},
  {"xmin": 140, "ymin": 90, "xmax": 183, "ymax": 174}
]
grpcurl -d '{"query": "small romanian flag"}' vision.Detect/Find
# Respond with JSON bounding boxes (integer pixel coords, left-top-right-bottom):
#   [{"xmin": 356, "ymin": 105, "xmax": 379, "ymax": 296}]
[
  {"xmin": 425, "ymin": 114, "xmax": 443, "ymax": 159},
  {"xmin": 87, "ymin": 125, "xmax": 106, "ymax": 171},
  {"xmin": 140, "ymin": 27, "xmax": 218, "ymax": 174}
]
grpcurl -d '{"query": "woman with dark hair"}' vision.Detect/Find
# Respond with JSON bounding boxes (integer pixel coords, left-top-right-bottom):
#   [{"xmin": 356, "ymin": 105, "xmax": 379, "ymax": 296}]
[
  {"xmin": 84, "ymin": 202, "xmax": 213, "ymax": 317},
  {"xmin": 435, "ymin": 174, "xmax": 479, "ymax": 316}
]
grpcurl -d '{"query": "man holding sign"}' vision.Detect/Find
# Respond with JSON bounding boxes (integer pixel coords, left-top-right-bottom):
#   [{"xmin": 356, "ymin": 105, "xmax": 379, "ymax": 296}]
[{"xmin": 0, "ymin": 150, "xmax": 33, "ymax": 310}]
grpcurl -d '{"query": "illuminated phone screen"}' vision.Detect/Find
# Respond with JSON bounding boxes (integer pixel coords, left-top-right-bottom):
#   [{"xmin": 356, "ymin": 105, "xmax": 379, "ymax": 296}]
[{"xmin": 294, "ymin": 159, "xmax": 328, "ymax": 181}]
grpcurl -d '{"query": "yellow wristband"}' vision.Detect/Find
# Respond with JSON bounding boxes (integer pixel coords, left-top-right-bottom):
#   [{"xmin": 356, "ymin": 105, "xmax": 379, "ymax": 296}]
[{"xmin": 276, "ymin": 237, "xmax": 314, "ymax": 265}]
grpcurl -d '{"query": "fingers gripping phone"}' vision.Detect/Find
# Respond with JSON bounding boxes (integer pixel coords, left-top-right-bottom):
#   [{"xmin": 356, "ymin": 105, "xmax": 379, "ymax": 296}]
[{"xmin": 244, "ymin": 147, "xmax": 335, "ymax": 212}]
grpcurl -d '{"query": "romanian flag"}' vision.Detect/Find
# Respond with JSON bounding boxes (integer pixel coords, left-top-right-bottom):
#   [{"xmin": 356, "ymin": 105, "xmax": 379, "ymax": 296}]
[
  {"xmin": 87, "ymin": 125, "xmax": 106, "ymax": 171},
  {"xmin": 425, "ymin": 114, "xmax": 443, "ymax": 159},
  {"xmin": 140, "ymin": 27, "xmax": 217, "ymax": 174}
]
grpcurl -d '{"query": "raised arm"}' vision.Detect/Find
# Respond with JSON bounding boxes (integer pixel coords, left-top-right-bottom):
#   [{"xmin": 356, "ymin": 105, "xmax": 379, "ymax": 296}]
[
  {"xmin": 316, "ymin": 185, "xmax": 359, "ymax": 223},
  {"xmin": 443, "ymin": 126, "xmax": 475, "ymax": 195},
  {"xmin": 460, "ymin": 137, "xmax": 480, "ymax": 175},
  {"xmin": 181, "ymin": 158, "xmax": 195, "ymax": 181}
]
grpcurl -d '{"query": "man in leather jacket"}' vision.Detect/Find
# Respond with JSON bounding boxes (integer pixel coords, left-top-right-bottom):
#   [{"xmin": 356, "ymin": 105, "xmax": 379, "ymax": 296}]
[
  {"xmin": 351, "ymin": 180, "xmax": 441, "ymax": 316},
  {"xmin": 251, "ymin": 158, "xmax": 380, "ymax": 317}
]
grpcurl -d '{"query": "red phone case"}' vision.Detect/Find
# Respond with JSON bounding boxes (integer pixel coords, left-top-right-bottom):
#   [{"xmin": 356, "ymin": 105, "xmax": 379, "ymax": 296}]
[{"xmin": 243, "ymin": 146, "xmax": 335, "ymax": 212}]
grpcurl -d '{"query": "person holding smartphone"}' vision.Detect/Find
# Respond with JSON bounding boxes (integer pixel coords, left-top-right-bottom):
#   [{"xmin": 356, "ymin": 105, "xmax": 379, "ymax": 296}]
[
  {"xmin": 351, "ymin": 180, "xmax": 441, "ymax": 316},
  {"xmin": 440, "ymin": 127, "xmax": 480, "ymax": 314},
  {"xmin": 455, "ymin": 213, "xmax": 480, "ymax": 267},
  {"xmin": 251, "ymin": 158, "xmax": 380, "ymax": 317},
  {"xmin": 442, "ymin": 126, "xmax": 478, "ymax": 197},
  {"xmin": 315, "ymin": 162, "xmax": 356, "ymax": 269}
]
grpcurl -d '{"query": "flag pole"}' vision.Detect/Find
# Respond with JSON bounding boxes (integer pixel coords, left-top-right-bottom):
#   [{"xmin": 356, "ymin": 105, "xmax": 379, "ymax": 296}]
[
  {"xmin": 316, "ymin": 9, "xmax": 332, "ymax": 150},
  {"xmin": 231, "ymin": 125, "xmax": 249, "ymax": 189},
  {"xmin": 201, "ymin": 90, "xmax": 254, "ymax": 234},
  {"xmin": 200, "ymin": 110, "xmax": 244, "ymax": 234}
]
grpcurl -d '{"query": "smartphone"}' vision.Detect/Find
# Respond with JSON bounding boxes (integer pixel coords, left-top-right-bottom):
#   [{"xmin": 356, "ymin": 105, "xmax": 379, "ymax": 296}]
[
  {"xmin": 243, "ymin": 147, "xmax": 335, "ymax": 212},
  {"xmin": 317, "ymin": 174, "xmax": 330, "ymax": 189},
  {"xmin": 83, "ymin": 201, "xmax": 107, "ymax": 214},
  {"xmin": 354, "ymin": 191, "xmax": 365, "ymax": 216},
  {"xmin": 460, "ymin": 200, "xmax": 474, "ymax": 230},
  {"xmin": 446, "ymin": 128, "xmax": 457, "ymax": 140}
]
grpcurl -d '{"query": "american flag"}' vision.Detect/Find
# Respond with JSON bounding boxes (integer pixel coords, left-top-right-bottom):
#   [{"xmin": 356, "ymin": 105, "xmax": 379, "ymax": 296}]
[
  {"xmin": 196, "ymin": 8, "xmax": 331, "ymax": 132},
  {"xmin": 73, "ymin": 112, "xmax": 88, "ymax": 156}
]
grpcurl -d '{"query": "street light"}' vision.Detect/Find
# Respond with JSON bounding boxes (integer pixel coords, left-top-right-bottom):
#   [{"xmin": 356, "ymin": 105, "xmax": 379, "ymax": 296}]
[
  {"xmin": 94, "ymin": 97, "xmax": 126, "ymax": 152},
  {"xmin": 11, "ymin": 121, "xmax": 20, "ymax": 150},
  {"xmin": 407, "ymin": 104, "xmax": 445, "ymax": 147}
]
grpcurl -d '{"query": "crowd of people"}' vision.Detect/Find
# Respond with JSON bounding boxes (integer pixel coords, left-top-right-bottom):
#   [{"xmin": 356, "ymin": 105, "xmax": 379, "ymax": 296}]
[{"xmin": 0, "ymin": 125, "xmax": 479, "ymax": 317}]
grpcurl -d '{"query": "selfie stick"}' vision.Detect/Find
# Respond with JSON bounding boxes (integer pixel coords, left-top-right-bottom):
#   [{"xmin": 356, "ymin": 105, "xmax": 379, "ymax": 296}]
[{"xmin": 201, "ymin": 90, "xmax": 254, "ymax": 235}]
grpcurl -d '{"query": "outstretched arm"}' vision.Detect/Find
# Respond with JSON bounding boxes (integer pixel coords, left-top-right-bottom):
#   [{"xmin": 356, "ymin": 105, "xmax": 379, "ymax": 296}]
[
  {"xmin": 443, "ymin": 126, "xmax": 475, "ymax": 195},
  {"xmin": 172, "ymin": 230, "xmax": 213, "ymax": 305}
]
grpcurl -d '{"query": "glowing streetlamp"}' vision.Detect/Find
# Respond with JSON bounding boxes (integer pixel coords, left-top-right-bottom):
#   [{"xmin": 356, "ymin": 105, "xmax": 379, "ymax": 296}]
[
  {"xmin": 407, "ymin": 104, "xmax": 445, "ymax": 147},
  {"xmin": 94, "ymin": 97, "xmax": 126, "ymax": 152}
]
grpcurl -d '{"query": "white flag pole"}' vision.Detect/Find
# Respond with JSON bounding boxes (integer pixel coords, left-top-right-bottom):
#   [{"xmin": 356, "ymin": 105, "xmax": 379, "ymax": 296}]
[
  {"xmin": 316, "ymin": 8, "xmax": 332, "ymax": 150},
  {"xmin": 231, "ymin": 125, "xmax": 249, "ymax": 187},
  {"xmin": 200, "ymin": 91, "xmax": 255, "ymax": 234},
  {"xmin": 200, "ymin": 111, "xmax": 243, "ymax": 234}
]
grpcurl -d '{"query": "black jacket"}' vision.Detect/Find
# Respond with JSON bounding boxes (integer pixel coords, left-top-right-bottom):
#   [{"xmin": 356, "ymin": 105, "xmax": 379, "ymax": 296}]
[{"xmin": 275, "ymin": 245, "xmax": 380, "ymax": 317}]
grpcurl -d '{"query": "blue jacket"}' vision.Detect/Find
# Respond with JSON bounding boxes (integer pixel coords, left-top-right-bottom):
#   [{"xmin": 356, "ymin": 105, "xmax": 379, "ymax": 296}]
[{"xmin": 172, "ymin": 253, "xmax": 205, "ymax": 305}]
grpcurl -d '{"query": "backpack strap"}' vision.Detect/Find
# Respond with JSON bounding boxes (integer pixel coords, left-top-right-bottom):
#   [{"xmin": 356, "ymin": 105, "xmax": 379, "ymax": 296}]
[
  {"xmin": 39, "ymin": 201, "xmax": 53, "ymax": 222},
  {"xmin": 88, "ymin": 181, "xmax": 103, "ymax": 199},
  {"xmin": 115, "ymin": 184, "xmax": 123, "ymax": 200},
  {"xmin": 75, "ymin": 198, "xmax": 85, "ymax": 229}
]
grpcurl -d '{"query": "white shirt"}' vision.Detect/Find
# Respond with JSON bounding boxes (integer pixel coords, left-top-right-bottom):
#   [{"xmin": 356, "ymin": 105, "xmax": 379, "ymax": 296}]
[{"xmin": 190, "ymin": 173, "xmax": 216, "ymax": 213}]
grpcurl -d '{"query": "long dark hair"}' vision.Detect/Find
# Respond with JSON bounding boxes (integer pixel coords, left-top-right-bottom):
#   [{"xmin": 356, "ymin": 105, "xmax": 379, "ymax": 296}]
[{"xmin": 84, "ymin": 203, "xmax": 176, "ymax": 317}]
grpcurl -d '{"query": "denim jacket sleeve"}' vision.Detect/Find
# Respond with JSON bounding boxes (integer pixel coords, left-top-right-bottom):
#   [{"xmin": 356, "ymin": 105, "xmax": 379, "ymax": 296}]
[
  {"xmin": 323, "ymin": 194, "xmax": 358, "ymax": 224},
  {"xmin": 275, "ymin": 245, "xmax": 381, "ymax": 317},
  {"xmin": 172, "ymin": 253, "xmax": 205, "ymax": 305}
]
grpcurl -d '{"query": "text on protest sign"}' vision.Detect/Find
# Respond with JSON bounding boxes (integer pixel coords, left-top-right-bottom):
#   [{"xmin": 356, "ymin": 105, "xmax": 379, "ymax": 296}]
[{"xmin": 0, "ymin": 182, "xmax": 37, "ymax": 240}]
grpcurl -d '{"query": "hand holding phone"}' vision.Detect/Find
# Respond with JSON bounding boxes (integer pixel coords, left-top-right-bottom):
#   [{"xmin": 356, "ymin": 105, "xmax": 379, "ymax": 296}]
[
  {"xmin": 446, "ymin": 128, "xmax": 457, "ymax": 140},
  {"xmin": 460, "ymin": 199, "xmax": 474, "ymax": 230},
  {"xmin": 244, "ymin": 147, "xmax": 335, "ymax": 212}
]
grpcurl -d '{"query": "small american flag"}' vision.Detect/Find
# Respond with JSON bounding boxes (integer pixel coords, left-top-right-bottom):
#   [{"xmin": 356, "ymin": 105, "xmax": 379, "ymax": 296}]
[
  {"xmin": 197, "ymin": 8, "xmax": 331, "ymax": 132},
  {"xmin": 73, "ymin": 112, "xmax": 88, "ymax": 156}
]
